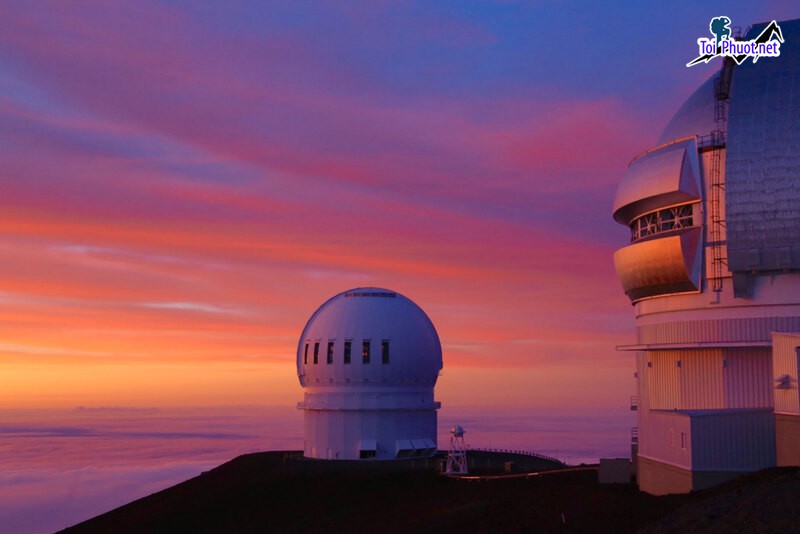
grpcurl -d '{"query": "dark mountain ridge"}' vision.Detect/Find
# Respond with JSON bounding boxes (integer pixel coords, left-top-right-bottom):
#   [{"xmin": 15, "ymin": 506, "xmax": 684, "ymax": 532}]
[{"xmin": 61, "ymin": 451, "xmax": 799, "ymax": 533}]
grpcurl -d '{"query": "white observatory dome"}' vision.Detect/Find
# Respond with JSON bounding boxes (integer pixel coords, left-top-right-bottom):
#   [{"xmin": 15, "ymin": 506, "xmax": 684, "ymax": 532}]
[
  {"xmin": 296, "ymin": 287, "xmax": 442, "ymax": 386},
  {"xmin": 611, "ymin": 18, "xmax": 800, "ymax": 494},
  {"xmin": 657, "ymin": 75, "xmax": 717, "ymax": 145},
  {"xmin": 614, "ymin": 18, "xmax": 800, "ymax": 302},
  {"xmin": 296, "ymin": 288, "xmax": 443, "ymax": 460}
]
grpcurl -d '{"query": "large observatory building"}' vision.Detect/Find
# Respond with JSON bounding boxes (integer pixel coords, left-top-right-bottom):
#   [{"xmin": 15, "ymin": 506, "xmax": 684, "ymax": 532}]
[
  {"xmin": 613, "ymin": 19, "xmax": 800, "ymax": 495},
  {"xmin": 296, "ymin": 288, "xmax": 442, "ymax": 460}
]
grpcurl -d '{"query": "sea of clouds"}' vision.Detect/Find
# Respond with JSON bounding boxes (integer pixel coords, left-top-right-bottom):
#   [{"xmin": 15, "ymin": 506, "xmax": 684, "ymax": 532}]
[{"xmin": 1, "ymin": 404, "xmax": 629, "ymax": 533}]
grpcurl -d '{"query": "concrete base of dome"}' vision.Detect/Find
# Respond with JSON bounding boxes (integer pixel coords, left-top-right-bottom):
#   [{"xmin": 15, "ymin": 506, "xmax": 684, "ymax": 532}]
[{"xmin": 302, "ymin": 409, "xmax": 437, "ymax": 460}]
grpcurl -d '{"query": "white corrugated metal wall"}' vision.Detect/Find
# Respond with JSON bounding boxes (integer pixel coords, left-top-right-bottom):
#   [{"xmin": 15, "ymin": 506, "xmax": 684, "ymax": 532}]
[
  {"xmin": 723, "ymin": 347, "xmax": 773, "ymax": 408},
  {"xmin": 639, "ymin": 411, "xmax": 692, "ymax": 470},
  {"xmin": 690, "ymin": 409, "xmax": 775, "ymax": 470},
  {"xmin": 648, "ymin": 349, "xmax": 726, "ymax": 410},
  {"xmin": 772, "ymin": 333, "xmax": 800, "ymax": 414},
  {"xmin": 648, "ymin": 351, "xmax": 681, "ymax": 410},
  {"xmin": 636, "ymin": 352, "xmax": 650, "ymax": 459},
  {"xmin": 638, "ymin": 316, "xmax": 800, "ymax": 345},
  {"xmin": 681, "ymin": 349, "xmax": 724, "ymax": 409},
  {"xmin": 646, "ymin": 348, "xmax": 772, "ymax": 410},
  {"xmin": 641, "ymin": 346, "xmax": 775, "ymax": 473}
]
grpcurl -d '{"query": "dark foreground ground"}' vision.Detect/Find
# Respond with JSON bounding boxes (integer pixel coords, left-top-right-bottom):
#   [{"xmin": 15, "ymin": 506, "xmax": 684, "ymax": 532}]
[{"xmin": 61, "ymin": 452, "xmax": 800, "ymax": 533}]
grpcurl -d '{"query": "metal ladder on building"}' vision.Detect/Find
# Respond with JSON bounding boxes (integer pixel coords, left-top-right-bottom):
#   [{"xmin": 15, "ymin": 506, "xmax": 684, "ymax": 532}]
[{"xmin": 709, "ymin": 57, "xmax": 734, "ymax": 293}]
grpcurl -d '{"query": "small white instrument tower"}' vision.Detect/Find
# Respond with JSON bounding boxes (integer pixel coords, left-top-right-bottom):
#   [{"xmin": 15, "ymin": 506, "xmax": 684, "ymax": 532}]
[{"xmin": 445, "ymin": 425, "xmax": 468, "ymax": 475}]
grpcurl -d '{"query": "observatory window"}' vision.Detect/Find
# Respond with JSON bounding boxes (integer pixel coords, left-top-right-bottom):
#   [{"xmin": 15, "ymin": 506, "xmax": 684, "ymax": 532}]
[
  {"xmin": 629, "ymin": 203, "xmax": 695, "ymax": 242},
  {"xmin": 303, "ymin": 342, "xmax": 309, "ymax": 365},
  {"xmin": 313, "ymin": 342, "xmax": 319, "ymax": 364},
  {"xmin": 344, "ymin": 340, "xmax": 352, "ymax": 364},
  {"xmin": 362, "ymin": 340, "xmax": 371, "ymax": 364},
  {"xmin": 381, "ymin": 340, "xmax": 389, "ymax": 364},
  {"xmin": 327, "ymin": 341, "xmax": 334, "ymax": 364}
]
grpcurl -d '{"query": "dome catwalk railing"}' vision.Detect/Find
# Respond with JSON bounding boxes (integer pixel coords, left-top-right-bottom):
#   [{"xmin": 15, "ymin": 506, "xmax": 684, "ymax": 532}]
[{"xmin": 465, "ymin": 445, "xmax": 565, "ymax": 466}]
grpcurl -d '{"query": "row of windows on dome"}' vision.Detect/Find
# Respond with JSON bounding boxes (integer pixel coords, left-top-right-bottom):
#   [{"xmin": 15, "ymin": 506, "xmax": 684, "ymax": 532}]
[{"xmin": 303, "ymin": 339, "xmax": 390, "ymax": 365}]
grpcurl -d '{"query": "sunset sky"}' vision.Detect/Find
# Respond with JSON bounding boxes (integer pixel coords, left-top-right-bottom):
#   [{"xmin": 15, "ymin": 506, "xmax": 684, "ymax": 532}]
[{"xmin": 3, "ymin": 3, "xmax": 800, "ymax": 529}]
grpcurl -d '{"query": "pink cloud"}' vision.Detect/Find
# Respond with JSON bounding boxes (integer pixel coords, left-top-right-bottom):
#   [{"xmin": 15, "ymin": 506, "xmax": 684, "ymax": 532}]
[
  {"xmin": 0, "ymin": 2, "xmax": 638, "ymax": 415},
  {"xmin": 0, "ymin": 1, "xmax": 647, "ymax": 202}
]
